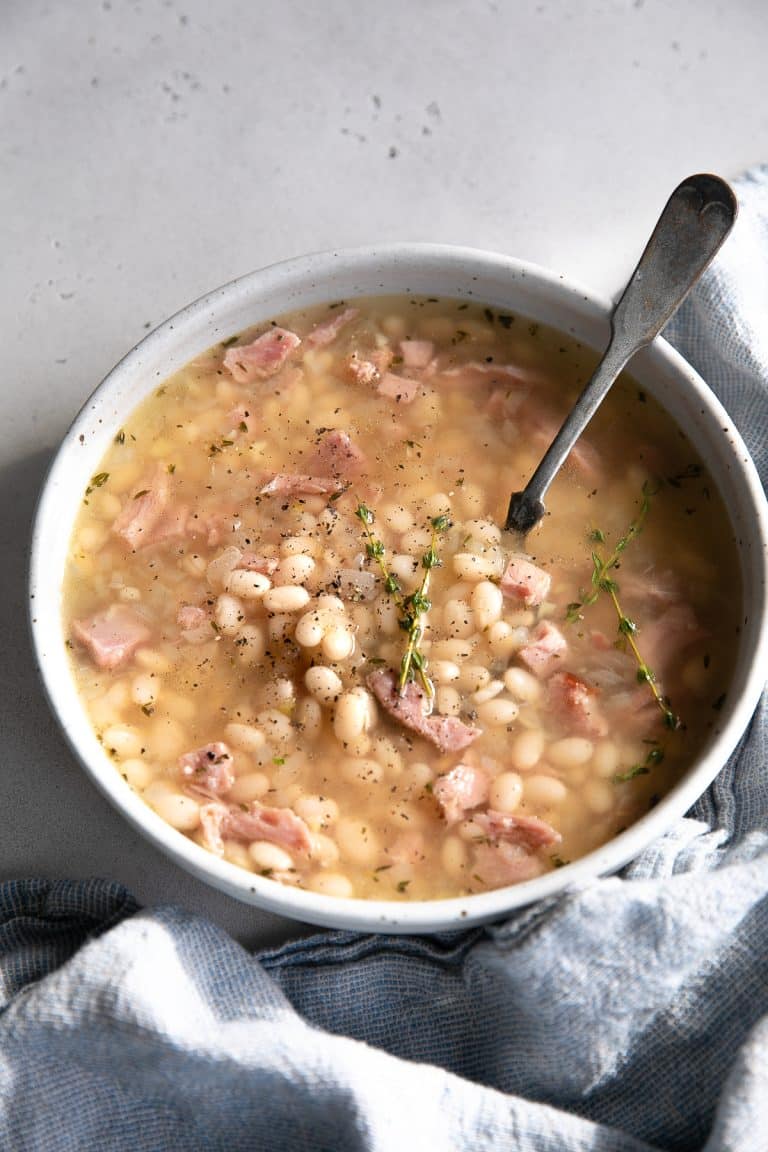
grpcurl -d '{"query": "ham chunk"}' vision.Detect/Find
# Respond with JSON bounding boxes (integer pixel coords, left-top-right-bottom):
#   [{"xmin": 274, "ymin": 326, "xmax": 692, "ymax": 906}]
[
  {"xmin": 179, "ymin": 742, "xmax": 234, "ymax": 797},
  {"xmin": 400, "ymin": 339, "xmax": 434, "ymax": 369},
  {"xmin": 348, "ymin": 348, "xmax": 393, "ymax": 386},
  {"xmin": 472, "ymin": 842, "xmax": 547, "ymax": 886},
  {"xmin": 433, "ymin": 763, "xmax": 489, "ymax": 824},
  {"xmin": 500, "ymin": 556, "xmax": 551, "ymax": 607},
  {"xmin": 517, "ymin": 620, "xmax": 568, "ymax": 678},
  {"xmin": 306, "ymin": 307, "xmax": 358, "ymax": 347},
  {"xmin": 367, "ymin": 668, "xmax": 481, "ymax": 754},
  {"xmin": 226, "ymin": 801, "xmax": 312, "ymax": 855},
  {"xmin": 112, "ymin": 467, "xmax": 172, "ymax": 550},
  {"xmin": 223, "ymin": 327, "xmax": 301, "ymax": 384},
  {"xmin": 259, "ymin": 474, "xmax": 344, "ymax": 497},
  {"xmin": 198, "ymin": 799, "xmax": 313, "ymax": 858},
  {"xmin": 71, "ymin": 606, "xmax": 150, "ymax": 671},
  {"xmin": 377, "ymin": 373, "xmax": 419, "ymax": 404},
  {"xmin": 177, "ymin": 603, "xmax": 209, "ymax": 631},
  {"xmin": 470, "ymin": 811, "xmax": 560, "ymax": 887},
  {"xmin": 548, "ymin": 671, "xmax": 608, "ymax": 738},
  {"xmin": 474, "ymin": 810, "xmax": 562, "ymax": 850},
  {"xmin": 308, "ymin": 429, "xmax": 366, "ymax": 478},
  {"xmin": 238, "ymin": 553, "xmax": 279, "ymax": 576}
]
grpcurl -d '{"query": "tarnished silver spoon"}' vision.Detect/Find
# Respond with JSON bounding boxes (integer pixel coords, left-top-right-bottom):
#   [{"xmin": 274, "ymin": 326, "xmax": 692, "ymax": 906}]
[{"xmin": 505, "ymin": 173, "xmax": 738, "ymax": 535}]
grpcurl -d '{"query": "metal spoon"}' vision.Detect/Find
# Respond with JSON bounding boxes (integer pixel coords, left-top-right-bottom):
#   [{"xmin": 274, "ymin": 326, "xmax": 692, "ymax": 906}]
[{"xmin": 504, "ymin": 173, "xmax": 738, "ymax": 536}]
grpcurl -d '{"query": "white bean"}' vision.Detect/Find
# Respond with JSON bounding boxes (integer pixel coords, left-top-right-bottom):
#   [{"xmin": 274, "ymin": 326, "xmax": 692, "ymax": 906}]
[
  {"xmin": 232, "ymin": 624, "xmax": 266, "ymax": 665},
  {"xmin": 295, "ymin": 609, "xmax": 325, "ymax": 649},
  {"xmin": 443, "ymin": 599, "xmax": 475, "ymax": 639},
  {"xmin": 464, "ymin": 519, "xmax": 501, "ymax": 545},
  {"xmin": 255, "ymin": 709, "xmax": 294, "ymax": 745},
  {"xmin": 430, "ymin": 659, "xmax": 460, "ymax": 684},
  {"xmin": 436, "ymin": 685, "xmax": 462, "ymax": 717},
  {"xmin": 224, "ymin": 722, "xmax": 266, "ymax": 752},
  {"xmin": 593, "ymin": 741, "xmax": 620, "ymax": 778},
  {"xmin": 333, "ymin": 689, "xmax": 371, "ymax": 744},
  {"xmin": 523, "ymin": 774, "xmax": 569, "ymax": 808},
  {"xmin": 488, "ymin": 771, "xmax": 523, "ymax": 813},
  {"xmin": 471, "ymin": 581, "xmax": 504, "ymax": 630},
  {"xmin": 228, "ymin": 772, "xmax": 270, "ymax": 804},
  {"xmin": 249, "ymin": 841, "xmax": 295, "ymax": 873},
  {"xmin": 583, "ymin": 778, "xmax": 615, "ymax": 815},
  {"xmin": 280, "ymin": 535, "xmax": 320, "ymax": 558},
  {"xmin": 336, "ymin": 819, "xmax": 380, "ymax": 866},
  {"xmin": 310, "ymin": 833, "xmax": 340, "ymax": 867},
  {"xmin": 548, "ymin": 737, "xmax": 594, "ymax": 769},
  {"xmin": 305, "ymin": 665, "xmax": 343, "ymax": 705},
  {"xmin": 225, "ymin": 569, "xmax": 271, "ymax": 599},
  {"xmin": 263, "ymin": 585, "xmax": 311, "ymax": 613},
  {"xmin": 274, "ymin": 554, "xmax": 316, "ymax": 585},
  {"xmin": 215, "ymin": 593, "xmax": 246, "ymax": 635},
  {"xmin": 340, "ymin": 757, "xmax": 384, "ymax": 785},
  {"xmin": 509, "ymin": 728, "xmax": 544, "ymax": 771},
  {"xmin": 131, "ymin": 674, "xmax": 159, "ymax": 708},
  {"xmin": 307, "ymin": 872, "xmax": 354, "ymax": 898},
  {"xmin": 294, "ymin": 696, "xmax": 323, "ymax": 740},
  {"xmin": 441, "ymin": 836, "xmax": 467, "ymax": 878},
  {"xmin": 322, "ymin": 625, "xmax": 355, "ymax": 662},
  {"xmin": 144, "ymin": 783, "xmax": 200, "ymax": 831},
  {"xmin": 381, "ymin": 503, "xmax": 414, "ymax": 533},
  {"xmin": 476, "ymin": 697, "xmax": 519, "ymax": 727},
  {"xmin": 452, "ymin": 552, "xmax": 501, "ymax": 582},
  {"xmin": 294, "ymin": 794, "xmax": 339, "ymax": 830},
  {"xmin": 121, "ymin": 758, "xmax": 155, "ymax": 790},
  {"xmin": 503, "ymin": 666, "xmax": 542, "ymax": 702},
  {"xmin": 456, "ymin": 664, "xmax": 491, "ymax": 692},
  {"xmin": 102, "ymin": 724, "xmax": 143, "ymax": 759},
  {"xmin": 472, "ymin": 679, "xmax": 505, "ymax": 705}
]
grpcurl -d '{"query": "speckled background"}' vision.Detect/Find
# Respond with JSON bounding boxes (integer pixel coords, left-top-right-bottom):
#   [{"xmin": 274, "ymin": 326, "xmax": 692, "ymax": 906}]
[{"xmin": 3, "ymin": 0, "xmax": 766, "ymax": 946}]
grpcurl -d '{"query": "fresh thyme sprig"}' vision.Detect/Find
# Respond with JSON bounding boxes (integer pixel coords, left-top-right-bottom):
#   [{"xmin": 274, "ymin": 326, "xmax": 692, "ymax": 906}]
[
  {"xmin": 355, "ymin": 503, "xmax": 450, "ymax": 697},
  {"xmin": 565, "ymin": 482, "xmax": 679, "ymax": 732}
]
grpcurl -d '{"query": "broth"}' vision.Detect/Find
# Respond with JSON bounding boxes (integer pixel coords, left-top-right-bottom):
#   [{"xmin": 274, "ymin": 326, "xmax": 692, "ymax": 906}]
[{"xmin": 63, "ymin": 296, "xmax": 739, "ymax": 900}]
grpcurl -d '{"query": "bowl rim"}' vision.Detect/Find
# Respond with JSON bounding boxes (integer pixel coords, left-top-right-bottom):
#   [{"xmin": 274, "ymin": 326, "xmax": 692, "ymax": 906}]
[{"xmin": 29, "ymin": 242, "xmax": 768, "ymax": 933}]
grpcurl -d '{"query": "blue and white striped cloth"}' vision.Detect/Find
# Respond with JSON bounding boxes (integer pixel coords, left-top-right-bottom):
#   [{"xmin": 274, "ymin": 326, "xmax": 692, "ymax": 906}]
[{"xmin": 2, "ymin": 167, "xmax": 767, "ymax": 1151}]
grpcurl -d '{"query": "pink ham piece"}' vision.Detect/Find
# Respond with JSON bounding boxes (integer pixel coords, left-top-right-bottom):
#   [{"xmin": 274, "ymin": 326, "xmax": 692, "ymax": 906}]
[
  {"xmin": 500, "ymin": 556, "xmax": 551, "ymax": 607},
  {"xmin": 308, "ymin": 429, "xmax": 366, "ymax": 478},
  {"xmin": 238, "ymin": 553, "xmax": 280, "ymax": 576},
  {"xmin": 547, "ymin": 671, "xmax": 608, "ymax": 738},
  {"xmin": 433, "ymin": 763, "xmax": 490, "ymax": 824},
  {"xmin": 348, "ymin": 348, "xmax": 393, "ymax": 386},
  {"xmin": 223, "ymin": 327, "xmax": 301, "ymax": 383},
  {"xmin": 259, "ymin": 474, "xmax": 344, "ymax": 497},
  {"xmin": 112, "ymin": 467, "xmax": 174, "ymax": 551},
  {"xmin": 306, "ymin": 307, "xmax": 359, "ymax": 347},
  {"xmin": 367, "ymin": 667, "xmax": 481, "ymax": 754},
  {"xmin": 377, "ymin": 373, "xmax": 420, "ymax": 404},
  {"xmin": 177, "ymin": 603, "xmax": 209, "ymax": 630},
  {"xmin": 179, "ymin": 742, "xmax": 234, "ymax": 797},
  {"xmin": 199, "ymin": 800, "xmax": 313, "ymax": 857},
  {"xmin": 474, "ymin": 809, "xmax": 562, "ymax": 850},
  {"xmin": 473, "ymin": 842, "xmax": 547, "ymax": 887},
  {"xmin": 471, "ymin": 807, "xmax": 560, "ymax": 887},
  {"xmin": 517, "ymin": 620, "xmax": 568, "ymax": 678},
  {"xmin": 443, "ymin": 362, "xmax": 543, "ymax": 387},
  {"xmin": 400, "ymin": 339, "xmax": 434, "ymax": 369},
  {"xmin": 71, "ymin": 606, "xmax": 150, "ymax": 671}
]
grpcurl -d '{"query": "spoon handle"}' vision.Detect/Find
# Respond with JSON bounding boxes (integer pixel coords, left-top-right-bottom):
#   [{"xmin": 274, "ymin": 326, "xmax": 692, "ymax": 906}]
[{"xmin": 505, "ymin": 173, "xmax": 738, "ymax": 535}]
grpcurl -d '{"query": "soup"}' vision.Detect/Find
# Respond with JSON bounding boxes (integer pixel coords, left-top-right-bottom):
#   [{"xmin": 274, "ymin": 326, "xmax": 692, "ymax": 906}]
[{"xmin": 63, "ymin": 296, "xmax": 739, "ymax": 901}]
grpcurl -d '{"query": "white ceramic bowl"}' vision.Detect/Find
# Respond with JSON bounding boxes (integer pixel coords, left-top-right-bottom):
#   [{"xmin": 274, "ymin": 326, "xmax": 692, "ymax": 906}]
[{"xmin": 30, "ymin": 245, "xmax": 768, "ymax": 933}]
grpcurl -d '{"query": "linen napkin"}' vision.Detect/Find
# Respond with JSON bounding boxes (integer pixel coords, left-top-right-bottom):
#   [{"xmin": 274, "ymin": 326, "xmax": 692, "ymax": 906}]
[{"xmin": 2, "ymin": 166, "xmax": 767, "ymax": 1152}]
